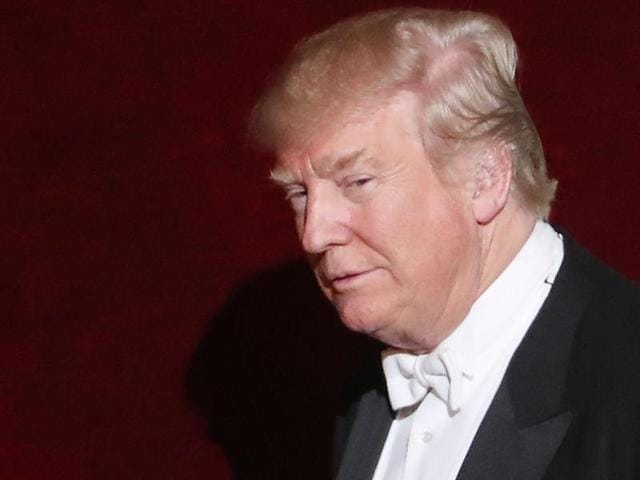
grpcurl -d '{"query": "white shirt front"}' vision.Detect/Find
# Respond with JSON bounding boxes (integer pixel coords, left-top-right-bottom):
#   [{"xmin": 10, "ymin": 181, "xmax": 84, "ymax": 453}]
[{"xmin": 372, "ymin": 221, "xmax": 564, "ymax": 480}]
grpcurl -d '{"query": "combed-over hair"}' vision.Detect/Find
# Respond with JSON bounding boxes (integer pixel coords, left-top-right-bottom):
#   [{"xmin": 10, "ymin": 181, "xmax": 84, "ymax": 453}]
[{"xmin": 249, "ymin": 8, "xmax": 557, "ymax": 218}]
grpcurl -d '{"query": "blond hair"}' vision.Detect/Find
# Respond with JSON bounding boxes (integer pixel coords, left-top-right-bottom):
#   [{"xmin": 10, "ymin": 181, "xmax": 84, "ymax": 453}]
[{"xmin": 249, "ymin": 8, "xmax": 556, "ymax": 218}]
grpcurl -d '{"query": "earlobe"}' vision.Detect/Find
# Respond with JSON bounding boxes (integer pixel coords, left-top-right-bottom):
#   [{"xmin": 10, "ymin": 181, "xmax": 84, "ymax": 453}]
[{"xmin": 471, "ymin": 143, "xmax": 513, "ymax": 225}]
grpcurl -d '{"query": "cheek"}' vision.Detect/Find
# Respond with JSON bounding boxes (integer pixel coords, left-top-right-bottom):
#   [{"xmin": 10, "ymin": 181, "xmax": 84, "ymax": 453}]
[
  {"xmin": 370, "ymin": 188, "xmax": 473, "ymax": 278},
  {"xmin": 358, "ymin": 191, "xmax": 421, "ymax": 251},
  {"xmin": 294, "ymin": 214, "xmax": 305, "ymax": 238}
]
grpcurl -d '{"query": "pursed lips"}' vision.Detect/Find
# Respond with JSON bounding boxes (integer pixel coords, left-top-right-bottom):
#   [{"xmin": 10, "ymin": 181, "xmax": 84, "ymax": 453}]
[{"xmin": 324, "ymin": 268, "xmax": 378, "ymax": 292}]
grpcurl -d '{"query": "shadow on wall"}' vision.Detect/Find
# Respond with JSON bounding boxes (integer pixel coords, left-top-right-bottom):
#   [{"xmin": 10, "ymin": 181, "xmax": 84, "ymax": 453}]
[{"xmin": 185, "ymin": 258, "xmax": 379, "ymax": 479}]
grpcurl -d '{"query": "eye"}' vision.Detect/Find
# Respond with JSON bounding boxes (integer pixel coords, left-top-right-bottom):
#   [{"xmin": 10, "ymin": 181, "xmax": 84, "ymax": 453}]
[
  {"xmin": 342, "ymin": 176, "xmax": 376, "ymax": 195},
  {"xmin": 284, "ymin": 187, "xmax": 307, "ymax": 214},
  {"xmin": 349, "ymin": 177, "xmax": 372, "ymax": 188}
]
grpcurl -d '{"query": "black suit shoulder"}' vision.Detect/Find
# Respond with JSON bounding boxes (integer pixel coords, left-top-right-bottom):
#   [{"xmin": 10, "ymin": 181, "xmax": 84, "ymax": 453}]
[
  {"xmin": 564, "ymin": 234, "xmax": 640, "ymax": 385},
  {"xmin": 543, "ymin": 234, "xmax": 640, "ymax": 479}
]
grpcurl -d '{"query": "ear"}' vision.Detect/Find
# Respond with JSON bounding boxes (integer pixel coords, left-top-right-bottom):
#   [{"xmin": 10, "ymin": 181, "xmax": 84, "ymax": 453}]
[{"xmin": 471, "ymin": 143, "xmax": 513, "ymax": 224}]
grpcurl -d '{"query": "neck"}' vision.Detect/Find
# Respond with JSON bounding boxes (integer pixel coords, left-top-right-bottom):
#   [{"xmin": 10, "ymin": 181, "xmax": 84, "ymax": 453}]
[
  {"xmin": 393, "ymin": 202, "xmax": 538, "ymax": 355},
  {"xmin": 476, "ymin": 202, "xmax": 538, "ymax": 297}
]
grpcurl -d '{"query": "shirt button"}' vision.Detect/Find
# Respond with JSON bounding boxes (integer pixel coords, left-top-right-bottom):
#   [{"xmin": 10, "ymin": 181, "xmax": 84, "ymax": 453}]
[{"xmin": 421, "ymin": 431, "xmax": 433, "ymax": 443}]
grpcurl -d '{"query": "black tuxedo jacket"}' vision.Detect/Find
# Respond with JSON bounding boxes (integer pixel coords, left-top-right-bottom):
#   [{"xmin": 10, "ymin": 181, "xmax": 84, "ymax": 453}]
[{"xmin": 333, "ymin": 234, "xmax": 640, "ymax": 480}]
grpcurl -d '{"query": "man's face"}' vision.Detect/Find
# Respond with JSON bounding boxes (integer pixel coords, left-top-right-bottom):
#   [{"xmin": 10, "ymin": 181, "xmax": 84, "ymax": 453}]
[{"xmin": 274, "ymin": 94, "xmax": 483, "ymax": 351}]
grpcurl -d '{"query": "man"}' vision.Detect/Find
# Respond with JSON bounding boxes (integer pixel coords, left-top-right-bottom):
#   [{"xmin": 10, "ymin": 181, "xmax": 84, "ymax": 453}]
[{"xmin": 248, "ymin": 8, "xmax": 640, "ymax": 480}]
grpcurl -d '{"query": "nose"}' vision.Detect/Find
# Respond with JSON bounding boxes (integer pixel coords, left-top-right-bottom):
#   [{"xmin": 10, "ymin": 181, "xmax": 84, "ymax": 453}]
[{"xmin": 299, "ymin": 183, "xmax": 351, "ymax": 254}]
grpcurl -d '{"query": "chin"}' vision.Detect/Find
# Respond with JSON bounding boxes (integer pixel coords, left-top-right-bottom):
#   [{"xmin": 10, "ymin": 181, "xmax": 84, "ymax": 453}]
[
  {"xmin": 336, "ymin": 296, "xmax": 435, "ymax": 350},
  {"xmin": 335, "ymin": 295, "xmax": 394, "ymax": 338}
]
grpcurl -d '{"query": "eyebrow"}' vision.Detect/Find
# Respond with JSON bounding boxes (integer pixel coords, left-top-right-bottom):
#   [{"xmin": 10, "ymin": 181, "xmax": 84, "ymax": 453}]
[
  {"xmin": 269, "ymin": 166, "xmax": 298, "ymax": 186},
  {"xmin": 270, "ymin": 149, "xmax": 377, "ymax": 186}
]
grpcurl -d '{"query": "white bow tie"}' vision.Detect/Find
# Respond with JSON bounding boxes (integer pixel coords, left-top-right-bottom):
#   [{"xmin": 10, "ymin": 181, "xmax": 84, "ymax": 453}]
[{"xmin": 382, "ymin": 349, "xmax": 472, "ymax": 414}]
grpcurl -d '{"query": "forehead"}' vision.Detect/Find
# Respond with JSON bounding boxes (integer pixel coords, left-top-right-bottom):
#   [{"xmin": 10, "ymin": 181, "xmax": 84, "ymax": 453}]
[
  {"xmin": 272, "ymin": 93, "xmax": 421, "ymax": 182},
  {"xmin": 272, "ymin": 148, "xmax": 384, "ymax": 184}
]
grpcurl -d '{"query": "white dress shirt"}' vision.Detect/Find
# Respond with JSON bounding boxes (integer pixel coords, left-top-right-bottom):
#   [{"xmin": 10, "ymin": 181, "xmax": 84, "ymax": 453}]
[{"xmin": 372, "ymin": 221, "xmax": 564, "ymax": 480}]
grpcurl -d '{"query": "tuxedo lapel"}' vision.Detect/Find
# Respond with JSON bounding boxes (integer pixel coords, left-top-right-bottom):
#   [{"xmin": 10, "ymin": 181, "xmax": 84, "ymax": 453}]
[
  {"xmin": 457, "ymin": 235, "xmax": 596, "ymax": 480},
  {"xmin": 335, "ymin": 384, "xmax": 393, "ymax": 480},
  {"xmin": 456, "ymin": 377, "xmax": 573, "ymax": 480}
]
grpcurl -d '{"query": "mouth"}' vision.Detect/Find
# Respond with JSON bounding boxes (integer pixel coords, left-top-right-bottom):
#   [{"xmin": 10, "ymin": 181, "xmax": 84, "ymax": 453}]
[{"xmin": 329, "ymin": 268, "xmax": 378, "ymax": 292}]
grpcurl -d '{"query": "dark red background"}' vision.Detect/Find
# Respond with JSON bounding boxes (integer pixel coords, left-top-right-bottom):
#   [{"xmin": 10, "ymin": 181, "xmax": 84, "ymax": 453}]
[{"xmin": 4, "ymin": 0, "xmax": 639, "ymax": 479}]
